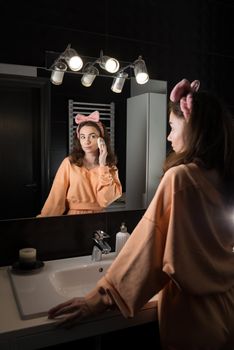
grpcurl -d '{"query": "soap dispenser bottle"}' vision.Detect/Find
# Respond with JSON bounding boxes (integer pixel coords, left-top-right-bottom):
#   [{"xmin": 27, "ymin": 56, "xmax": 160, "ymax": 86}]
[{"xmin": 115, "ymin": 222, "xmax": 130, "ymax": 255}]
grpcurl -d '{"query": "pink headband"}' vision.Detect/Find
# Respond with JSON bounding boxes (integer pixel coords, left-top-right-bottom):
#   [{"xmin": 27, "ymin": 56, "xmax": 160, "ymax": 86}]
[
  {"xmin": 170, "ymin": 78, "xmax": 200, "ymax": 119},
  {"xmin": 75, "ymin": 110, "xmax": 104, "ymax": 137}
]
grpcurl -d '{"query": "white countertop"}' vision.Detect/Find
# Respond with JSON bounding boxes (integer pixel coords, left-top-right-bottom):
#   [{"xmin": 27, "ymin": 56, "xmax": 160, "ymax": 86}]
[{"xmin": 0, "ymin": 253, "xmax": 158, "ymax": 350}]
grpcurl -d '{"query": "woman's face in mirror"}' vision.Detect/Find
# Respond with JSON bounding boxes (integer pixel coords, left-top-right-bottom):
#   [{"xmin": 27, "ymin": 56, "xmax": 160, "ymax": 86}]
[{"xmin": 78, "ymin": 126, "xmax": 100, "ymax": 154}]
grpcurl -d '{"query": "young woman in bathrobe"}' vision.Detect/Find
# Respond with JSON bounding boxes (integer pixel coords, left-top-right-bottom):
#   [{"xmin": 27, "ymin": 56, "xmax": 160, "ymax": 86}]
[
  {"xmin": 48, "ymin": 80, "xmax": 234, "ymax": 349},
  {"xmin": 38, "ymin": 111, "xmax": 122, "ymax": 216}
]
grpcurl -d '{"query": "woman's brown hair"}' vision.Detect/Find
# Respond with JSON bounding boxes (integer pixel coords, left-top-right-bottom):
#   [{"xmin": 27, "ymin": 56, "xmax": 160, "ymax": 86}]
[{"xmin": 164, "ymin": 91, "xmax": 234, "ymax": 203}]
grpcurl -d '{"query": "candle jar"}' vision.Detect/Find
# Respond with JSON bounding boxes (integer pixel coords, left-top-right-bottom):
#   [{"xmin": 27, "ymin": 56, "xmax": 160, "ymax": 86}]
[{"xmin": 19, "ymin": 248, "xmax": 37, "ymax": 268}]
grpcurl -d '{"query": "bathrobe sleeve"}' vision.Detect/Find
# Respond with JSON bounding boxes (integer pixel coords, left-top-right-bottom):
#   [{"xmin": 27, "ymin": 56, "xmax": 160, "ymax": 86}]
[
  {"xmin": 95, "ymin": 165, "xmax": 122, "ymax": 207},
  {"xmin": 85, "ymin": 164, "xmax": 234, "ymax": 318},
  {"xmin": 38, "ymin": 158, "xmax": 70, "ymax": 216},
  {"xmin": 85, "ymin": 167, "xmax": 174, "ymax": 317}
]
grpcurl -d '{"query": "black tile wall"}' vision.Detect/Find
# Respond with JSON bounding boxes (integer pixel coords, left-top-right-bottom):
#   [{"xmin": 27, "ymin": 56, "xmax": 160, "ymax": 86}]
[{"xmin": 0, "ymin": 209, "xmax": 145, "ymax": 267}]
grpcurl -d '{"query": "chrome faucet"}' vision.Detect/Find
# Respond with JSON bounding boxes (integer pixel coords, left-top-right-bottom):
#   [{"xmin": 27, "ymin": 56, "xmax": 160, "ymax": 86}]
[{"xmin": 92, "ymin": 230, "xmax": 111, "ymax": 261}]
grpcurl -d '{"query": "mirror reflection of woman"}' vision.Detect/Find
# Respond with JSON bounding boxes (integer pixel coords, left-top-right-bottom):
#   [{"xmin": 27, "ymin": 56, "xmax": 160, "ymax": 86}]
[{"xmin": 37, "ymin": 111, "xmax": 122, "ymax": 216}]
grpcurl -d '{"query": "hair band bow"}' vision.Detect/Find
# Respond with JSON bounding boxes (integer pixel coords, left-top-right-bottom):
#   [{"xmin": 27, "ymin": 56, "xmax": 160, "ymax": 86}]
[
  {"xmin": 170, "ymin": 78, "xmax": 200, "ymax": 119},
  {"xmin": 75, "ymin": 110, "xmax": 104, "ymax": 137}
]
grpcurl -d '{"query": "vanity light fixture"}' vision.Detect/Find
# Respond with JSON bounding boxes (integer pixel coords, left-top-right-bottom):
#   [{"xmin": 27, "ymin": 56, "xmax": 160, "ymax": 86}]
[
  {"xmin": 133, "ymin": 56, "xmax": 149, "ymax": 84},
  {"xmin": 60, "ymin": 44, "xmax": 83, "ymax": 72},
  {"xmin": 80, "ymin": 50, "xmax": 119, "ymax": 87},
  {"xmin": 50, "ymin": 61, "xmax": 67, "ymax": 85},
  {"xmin": 64, "ymin": 45, "xmax": 83, "ymax": 72},
  {"xmin": 111, "ymin": 71, "xmax": 128, "ymax": 93},
  {"xmin": 49, "ymin": 47, "xmax": 149, "ymax": 92},
  {"xmin": 50, "ymin": 44, "xmax": 83, "ymax": 85},
  {"xmin": 81, "ymin": 63, "xmax": 99, "ymax": 87},
  {"xmin": 110, "ymin": 55, "xmax": 149, "ymax": 93},
  {"xmin": 98, "ymin": 50, "xmax": 120, "ymax": 73}
]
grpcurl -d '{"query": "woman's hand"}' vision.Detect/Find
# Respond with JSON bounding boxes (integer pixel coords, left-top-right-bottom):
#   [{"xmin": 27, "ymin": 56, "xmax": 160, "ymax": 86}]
[
  {"xmin": 98, "ymin": 137, "xmax": 107, "ymax": 166},
  {"xmin": 48, "ymin": 297, "xmax": 93, "ymax": 328}
]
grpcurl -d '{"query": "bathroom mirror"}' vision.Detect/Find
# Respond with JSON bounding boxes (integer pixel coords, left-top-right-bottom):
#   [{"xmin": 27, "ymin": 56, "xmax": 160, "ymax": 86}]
[
  {"xmin": 0, "ymin": 65, "xmax": 134, "ymax": 221},
  {"xmin": 0, "ymin": 64, "xmax": 167, "ymax": 221}
]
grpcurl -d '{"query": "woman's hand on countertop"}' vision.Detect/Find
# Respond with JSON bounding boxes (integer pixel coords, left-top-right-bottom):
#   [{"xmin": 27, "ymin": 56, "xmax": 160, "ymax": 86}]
[{"xmin": 48, "ymin": 297, "xmax": 92, "ymax": 328}]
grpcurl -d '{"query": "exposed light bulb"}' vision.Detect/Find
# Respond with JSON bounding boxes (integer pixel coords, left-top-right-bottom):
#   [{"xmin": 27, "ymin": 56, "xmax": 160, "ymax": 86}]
[
  {"xmin": 134, "ymin": 56, "xmax": 149, "ymax": 85},
  {"xmin": 81, "ymin": 65, "xmax": 99, "ymax": 87},
  {"xmin": 111, "ymin": 72, "xmax": 128, "ymax": 93},
  {"xmin": 64, "ymin": 47, "xmax": 83, "ymax": 71},
  {"xmin": 136, "ymin": 72, "xmax": 149, "ymax": 84},
  {"xmin": 50, "ymin": 62, "xmax": 67, "ymax": 85},
  {"xmin": 105, "ymin": 58, "xmax": 119, "ymax": 73},
  {"xmin": 68, "ymin": 56, "xmax": 83, "ymax": 71},
  {"xmin": 81, "ymin": 73, "xmax": 95, "ymax": 87}
]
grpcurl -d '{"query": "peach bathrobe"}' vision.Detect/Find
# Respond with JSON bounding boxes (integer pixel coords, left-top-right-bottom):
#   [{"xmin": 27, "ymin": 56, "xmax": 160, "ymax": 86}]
[
  {"xmin": 86, "ymin": 163, "xmax": 234, "ymax": 349},
  {"xmin": 38, "ymin": 157, "xmax": 122, "ymax": 216}
]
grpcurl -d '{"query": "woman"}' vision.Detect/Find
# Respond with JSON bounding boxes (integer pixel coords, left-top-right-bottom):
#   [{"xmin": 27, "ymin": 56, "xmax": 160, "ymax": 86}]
[
  {"xmin": 48, "ymin": 80, "xmax": 234, "ymax": 349},
  {"xmin": 38, "ymin": 111, "xmax": 122, "ymax": 216}
]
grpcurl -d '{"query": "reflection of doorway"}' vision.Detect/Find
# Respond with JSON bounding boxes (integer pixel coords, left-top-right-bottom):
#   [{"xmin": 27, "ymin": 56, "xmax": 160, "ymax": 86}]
[{"xmin": 0, "ymin": 75, "xmax": 50, "ymax": 220}]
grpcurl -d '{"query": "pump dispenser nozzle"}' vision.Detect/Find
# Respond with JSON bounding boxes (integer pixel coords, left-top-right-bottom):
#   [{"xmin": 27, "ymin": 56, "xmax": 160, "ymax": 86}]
[{"xmin": 120, "ymin": 222, "xmax": 127, "ymax": 232}]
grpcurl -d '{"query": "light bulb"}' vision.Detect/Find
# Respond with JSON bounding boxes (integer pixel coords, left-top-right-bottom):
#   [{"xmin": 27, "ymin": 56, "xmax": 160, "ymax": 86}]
[
  {"xmin": 136, "ymin": 72, "xmax": 149, "ymax": 84},
  {"xmin": 68, "ymin": 56, "xmax": 83, "ymax": 71},
  {"xmin": 99, "ymin": 54, "xmax": 120, "ymax": 73},
  {"xmin": 64, "ymin": 48, "xmax": 83, "ymax": 71},
  {"xmin": 105, "ymin": 58, "xmax": 119, "ymax": 73},
  {"xmin": 50, "ymin": 62, "xmax": 67, "ymax": 85},
  {"xmin": 111, "ymin": 72, "xmax": 128, "ymax": 93},
  {"xmin": 81, "ymin": 64, "xmax": 99, "ymax": 87},
  {"xmin": 134, "ymin": 57, "xmax": 149, "ymax": 85}
]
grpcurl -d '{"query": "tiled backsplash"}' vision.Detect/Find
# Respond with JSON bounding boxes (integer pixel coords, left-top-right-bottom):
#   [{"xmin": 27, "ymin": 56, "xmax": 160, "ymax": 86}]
[{"xmin": 0, "ymin": 209, "xmax": 145, "ymax": 266}]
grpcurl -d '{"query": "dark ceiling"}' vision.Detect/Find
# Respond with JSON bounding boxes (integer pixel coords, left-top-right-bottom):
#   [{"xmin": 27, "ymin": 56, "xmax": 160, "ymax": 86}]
[{"xmin": 0, "ymin": 0, "xmax": 234, "ymax": 106}]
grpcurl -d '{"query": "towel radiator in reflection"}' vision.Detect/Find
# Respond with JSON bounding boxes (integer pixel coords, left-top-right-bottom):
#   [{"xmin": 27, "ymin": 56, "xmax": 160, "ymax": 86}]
[{"xmin": 68, "ymin": 101, "xmax": 115, "ymax": 153}]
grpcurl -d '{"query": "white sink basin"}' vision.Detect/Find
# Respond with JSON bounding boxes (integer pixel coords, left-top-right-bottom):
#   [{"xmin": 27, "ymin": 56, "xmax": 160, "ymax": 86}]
[
  {"xmin": 8, "ymin": 253, "xmax": 116, "ymax": 319},
  {"xmin": 49, "ymin": 259, "xmax": 112, "ymax": 298}
]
